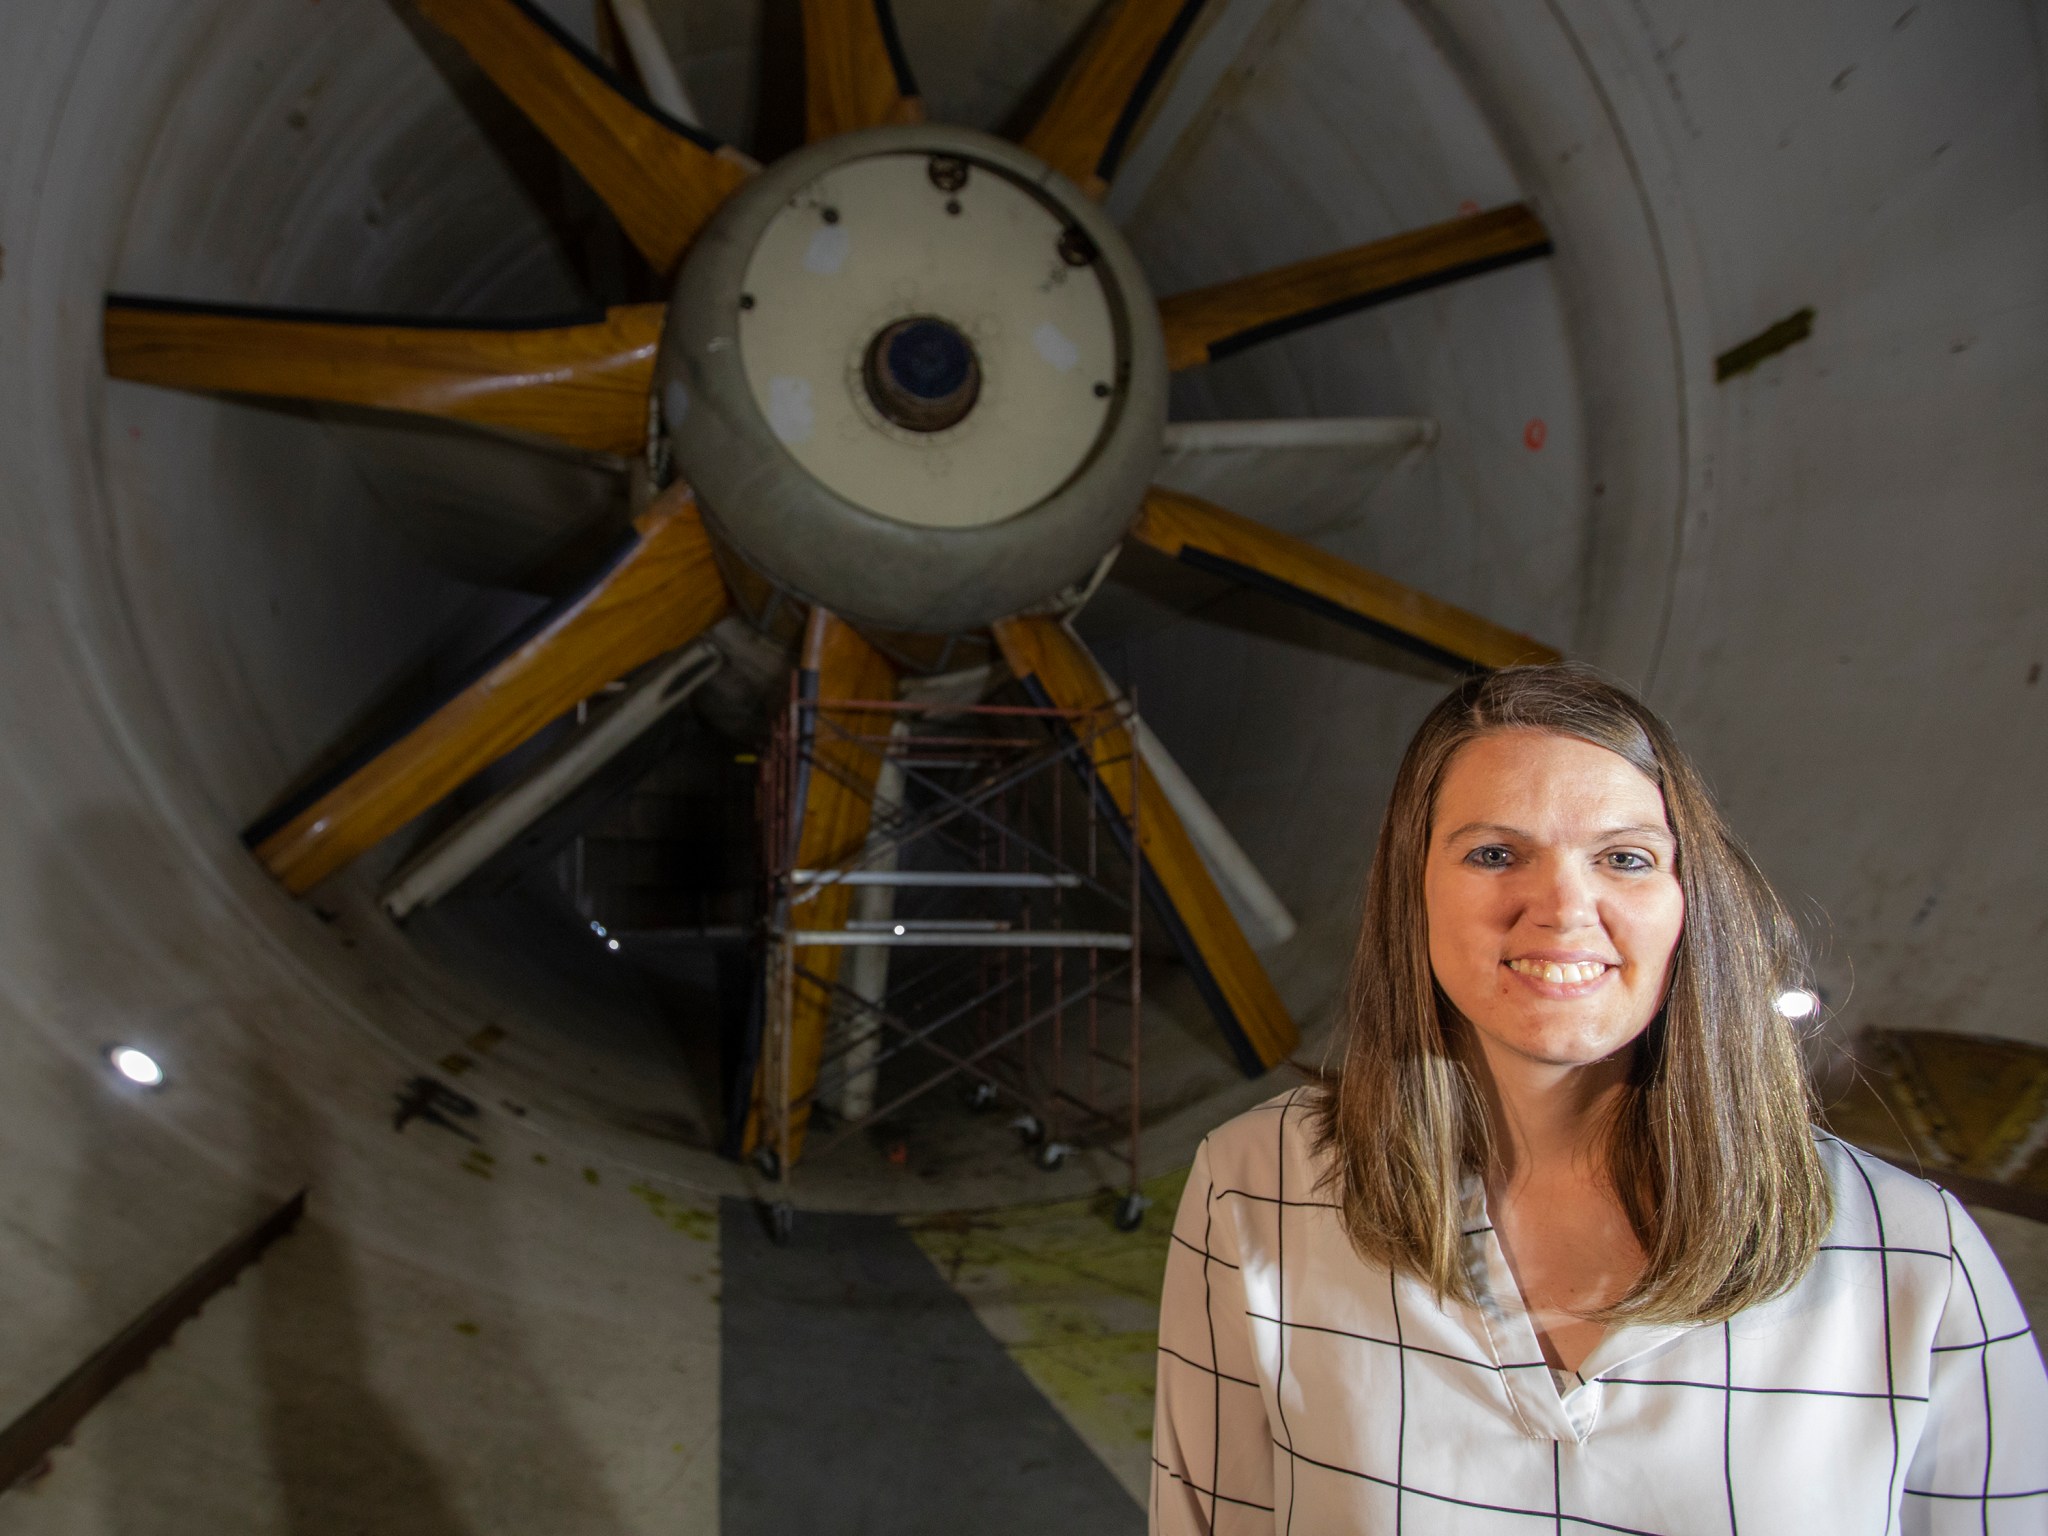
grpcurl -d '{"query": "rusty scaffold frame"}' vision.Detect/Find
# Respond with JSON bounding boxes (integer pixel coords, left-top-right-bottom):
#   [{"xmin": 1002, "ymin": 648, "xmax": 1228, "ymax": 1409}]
[{"xmin": 752, "ymin": 682, "xmax": 1148, "ymax": 1238}]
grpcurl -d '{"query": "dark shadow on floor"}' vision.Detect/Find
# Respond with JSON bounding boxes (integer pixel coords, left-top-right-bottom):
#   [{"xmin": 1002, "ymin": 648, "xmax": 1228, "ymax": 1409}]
[{"xmin": 720, "ymin": 1200, "xmax": 1142, "ymax": 1536}]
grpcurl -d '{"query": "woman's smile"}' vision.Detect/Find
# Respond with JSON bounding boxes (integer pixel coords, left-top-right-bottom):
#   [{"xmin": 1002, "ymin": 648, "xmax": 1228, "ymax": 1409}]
[{"xmin": 1503, "ymin": 953, "xmax": 1618, "ymax": 994}]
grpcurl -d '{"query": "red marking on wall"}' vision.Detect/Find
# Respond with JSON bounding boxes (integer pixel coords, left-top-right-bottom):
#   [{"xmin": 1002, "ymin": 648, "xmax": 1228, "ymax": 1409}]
[
  {"xmin": 1458, "ymin": 199, "xmax": 1481, "ymax": 216},
  {"xmin": 127, "ymin": 426, "xmax": 141, "ymax": 441},
  {"xmin": 1523, "ymin": 418, "xmax": 1547, "ymax": 452}
]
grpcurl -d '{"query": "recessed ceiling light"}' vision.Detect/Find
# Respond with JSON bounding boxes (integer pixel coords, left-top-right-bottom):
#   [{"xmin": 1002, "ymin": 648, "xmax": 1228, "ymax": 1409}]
[
  {"xmin": 1773, "ymin": 988, "xmax": 1820, "ymax": 1021},
  {"xmin": 110, "ymin": 1046, "xmax": 165, "ymax": 1087}
]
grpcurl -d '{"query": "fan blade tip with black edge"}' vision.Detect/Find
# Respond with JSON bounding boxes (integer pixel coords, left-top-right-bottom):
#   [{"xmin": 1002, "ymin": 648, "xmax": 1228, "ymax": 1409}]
[
  {"xmin": 1158, "ymin": 202, "xmax": 1554, "ymax": 371},
  {"xmin": 1130, "ymin": 486, "xmax": 1561, "ymax": 674},
  {"xmin": 1020, "ymin": 0, "xmax": 1213, "ymax": 198}
]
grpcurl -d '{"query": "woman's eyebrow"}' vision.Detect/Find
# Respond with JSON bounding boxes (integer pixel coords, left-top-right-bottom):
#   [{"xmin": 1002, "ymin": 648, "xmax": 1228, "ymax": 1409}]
[
  {"xmin": 1599, "ymin": 823, "xmax": 1676, "ymax": 843},
  {"xmin": 1438, "ymin": 821, "xmax": 1675, "ymax": 844},
  {"xmin": 1439, "ymin": 821, "xmax": 1526, "ymax": 842}
]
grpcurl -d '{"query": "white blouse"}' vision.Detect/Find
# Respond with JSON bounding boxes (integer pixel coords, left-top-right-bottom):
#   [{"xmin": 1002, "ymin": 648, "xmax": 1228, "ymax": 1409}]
[{"xmin": 1152, "ymin": 1088, "xmax": 2048, "ymax": 1534}]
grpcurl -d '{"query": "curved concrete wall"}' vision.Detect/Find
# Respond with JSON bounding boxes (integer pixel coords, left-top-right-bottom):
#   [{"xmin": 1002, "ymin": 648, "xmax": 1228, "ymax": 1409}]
[{"xmin": 0, "ymin": 0, "xmax": 2039, "ymax": 1527}]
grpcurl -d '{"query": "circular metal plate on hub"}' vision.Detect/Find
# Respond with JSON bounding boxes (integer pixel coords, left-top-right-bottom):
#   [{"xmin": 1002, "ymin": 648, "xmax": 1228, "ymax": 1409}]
[
  {"xmin": 662, "ymin": 125, "xmax": 1166, "ymax": 635},
  {"xmin": 734, "ymin": 152, "xmax": 1118, "ymax": 530}
]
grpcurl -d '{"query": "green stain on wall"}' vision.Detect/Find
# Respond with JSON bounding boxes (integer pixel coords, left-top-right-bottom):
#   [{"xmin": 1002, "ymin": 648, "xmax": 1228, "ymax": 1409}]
[
  {"xmin": 1715, "ymin": 306, "xmax": 1815, "ymax": 381},
  {"xmin": 902, "ymin": 1167, "xmax": 1190, "ymax": 1500},
  {"xmin": 630, "ymin": 1181, "xmax": 717, "ymax": 1242}
]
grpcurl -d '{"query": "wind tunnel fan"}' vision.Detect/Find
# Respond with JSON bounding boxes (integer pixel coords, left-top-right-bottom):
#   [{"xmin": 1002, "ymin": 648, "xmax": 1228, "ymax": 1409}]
[{"xmin": 102, "ymin": 0, "xmax": 1562, "ymax": 1118}]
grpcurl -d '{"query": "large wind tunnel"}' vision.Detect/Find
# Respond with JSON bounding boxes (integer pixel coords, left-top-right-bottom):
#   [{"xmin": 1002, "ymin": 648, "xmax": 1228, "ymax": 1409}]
[{"xmin": 0, "ymin": 0, "xmax": 2043, "ymax": 1529}]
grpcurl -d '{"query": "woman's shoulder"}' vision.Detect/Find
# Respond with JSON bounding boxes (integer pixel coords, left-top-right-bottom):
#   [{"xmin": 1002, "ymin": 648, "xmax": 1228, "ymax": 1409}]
[
  {"xmin": 1191, "ymin": 1084, "xmax": 1336, "ymax": 1195},
  {"xmin": 1812, "ymin": 1130, "xmax": 1966, "ymax": 1257}
]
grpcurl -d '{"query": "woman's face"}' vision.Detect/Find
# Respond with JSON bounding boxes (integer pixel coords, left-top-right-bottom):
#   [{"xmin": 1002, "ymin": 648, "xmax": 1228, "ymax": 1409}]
[{"xmin": 1423, "ymin": 730, "xmax": 1686, "ymax": 1072}]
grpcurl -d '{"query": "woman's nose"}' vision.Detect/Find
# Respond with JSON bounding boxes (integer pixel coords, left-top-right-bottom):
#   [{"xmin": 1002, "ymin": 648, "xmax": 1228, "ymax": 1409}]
[{"xmin": 1526, "ymin": 856, "xmax": 1599, "ymax": 931}]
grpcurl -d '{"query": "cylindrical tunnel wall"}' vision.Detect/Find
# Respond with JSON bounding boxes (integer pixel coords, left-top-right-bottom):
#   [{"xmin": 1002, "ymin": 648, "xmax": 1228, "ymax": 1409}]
[{"xmin": 0, "ymin": 0, "xmax": 2041, "ymax": 1529}]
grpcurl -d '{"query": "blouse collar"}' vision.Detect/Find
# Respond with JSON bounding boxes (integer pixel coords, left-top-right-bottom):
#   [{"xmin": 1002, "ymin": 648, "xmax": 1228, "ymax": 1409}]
[{"xmin": 1459, "ymin": 1173, "xmax": 1700, "ymax": 1443}]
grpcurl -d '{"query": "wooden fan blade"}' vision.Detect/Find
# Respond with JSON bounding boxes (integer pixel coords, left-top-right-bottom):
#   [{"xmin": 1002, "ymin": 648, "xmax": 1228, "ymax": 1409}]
[
  {"xmin": 104, "ymin": 297, "xmax": 663, "ymax": 456},
  {"xmin": 991, "ymin": 615, "xmax": 1297, "ymax": 1076},
  {"xmin": 247, "ymin": 481, "xmax": 729, "ymax": 894},
  {"xmin": 1130, "ymin": 486, "xmax": 1560, "ymax": 672},
  {"xmin": 745, "ymin": 610, "xmax": 898, "ymax": 1159},
  {"xmin": 803, "ymin": 0, "xmax": 923, "ymax": 140},
  {"xmin": 1158, "ymin": 203, "xmax": 1552, "ymax": 370},
  {"xmin": 414, "ymin": 0, "xmax": 754, "ymax": 274},
  {"xmin": 1020, "ymin": 0, "xmax": 1211, "ymax": 198},
  {"xmin": 380, "ymin": 639, "xmax": 723, "ymax": 919}
]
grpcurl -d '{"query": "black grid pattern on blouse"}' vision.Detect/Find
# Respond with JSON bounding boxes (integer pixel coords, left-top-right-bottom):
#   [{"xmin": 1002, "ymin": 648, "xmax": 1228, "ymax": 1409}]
[{"xmin": 1152, "ymin": 1097, "xmax": 2048, "ymax": 1534}]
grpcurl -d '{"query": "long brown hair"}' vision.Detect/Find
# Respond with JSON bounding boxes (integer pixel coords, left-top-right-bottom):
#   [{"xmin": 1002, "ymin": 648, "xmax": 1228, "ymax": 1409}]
[{"xmin": 1312, "ymin": 664, "xmax": 1831, "ymax": 1323}]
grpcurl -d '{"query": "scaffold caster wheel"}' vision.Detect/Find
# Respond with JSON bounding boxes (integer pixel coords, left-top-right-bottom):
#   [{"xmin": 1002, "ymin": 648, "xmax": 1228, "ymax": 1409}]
[
  {"xmin": 1011, "ymin": 1113, "xmax": 1044, "ymax": 1146},
  {"xmin": 1036, "ymin": 1141, "xmax": 1071, "ymax": 1171},
  {"xmin": 1114, "ymin": 1192, "xmax": 1151, "ymax": 1232},
  {"xmin": 965, "ymin": 1081, "xmax": 998, "ymax": 1112},
  {"xmin": 767, "ymin": 1200, "xmax": 796, "ymax": 1245}
]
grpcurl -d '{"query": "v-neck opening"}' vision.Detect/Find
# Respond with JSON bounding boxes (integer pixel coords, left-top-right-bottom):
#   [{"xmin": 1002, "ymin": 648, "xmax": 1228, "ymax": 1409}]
[{"xmin": 1461, "ymin": 1176, "xmax": 1698, "ymax": 1442}]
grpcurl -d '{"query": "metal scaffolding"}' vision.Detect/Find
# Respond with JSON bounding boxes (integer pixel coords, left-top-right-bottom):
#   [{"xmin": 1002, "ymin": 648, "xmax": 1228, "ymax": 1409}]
[{"xmin": 753, "ymin": 684, "xmax": 1148, "ymax": 1236}]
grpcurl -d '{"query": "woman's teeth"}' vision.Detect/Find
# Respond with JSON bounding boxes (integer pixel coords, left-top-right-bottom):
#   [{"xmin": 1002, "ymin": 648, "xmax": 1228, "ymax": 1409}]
[{"xmin": 1508, "ymin": 959, "xmax": 1610, "ymax": 985}]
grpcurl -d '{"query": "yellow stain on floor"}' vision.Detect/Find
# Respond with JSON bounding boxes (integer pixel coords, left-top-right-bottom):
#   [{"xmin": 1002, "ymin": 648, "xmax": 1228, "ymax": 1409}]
[
  {"xmin": 903, "ymin": 1167, "xmax": 1189, "ymax": 1505},
  {"xmin": 629, "ymin": 1181, "xmax": 718, "ymax": 1242}
]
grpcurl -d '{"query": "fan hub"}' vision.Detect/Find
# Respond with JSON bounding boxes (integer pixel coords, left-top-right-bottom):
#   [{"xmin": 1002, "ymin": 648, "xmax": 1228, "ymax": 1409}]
[
  {"xmin": 864, "ymin": 316, "xmax": 981, "ymax": 432},
  {"xmin": 659, "ymin": 124, "xmax": 1166, "ymax": 634}
]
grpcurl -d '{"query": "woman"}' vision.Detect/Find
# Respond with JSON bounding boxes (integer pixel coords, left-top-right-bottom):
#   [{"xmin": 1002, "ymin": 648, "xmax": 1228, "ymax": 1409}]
[{"xmin": 1152, "ymin": 664, "xmax": 2045, "ymax": 1533}]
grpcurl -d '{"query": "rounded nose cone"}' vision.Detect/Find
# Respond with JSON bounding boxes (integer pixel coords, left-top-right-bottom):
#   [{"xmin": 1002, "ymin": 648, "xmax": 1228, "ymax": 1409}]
[{"xmin": 659, "ymin": 124, "xmax": 1167, "ymax": 635}]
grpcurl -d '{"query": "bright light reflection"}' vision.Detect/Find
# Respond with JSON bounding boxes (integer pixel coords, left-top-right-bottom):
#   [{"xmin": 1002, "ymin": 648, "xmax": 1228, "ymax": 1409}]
[
  {"xmin": 892, "ymin": 924, "xmax": 906, "ymax": 936},
  {"xmin": 1774, "ymin": 988, "xmax": 1819, "ymax": 1020},
  {"xmin": 607, "ymin": 938, "xmax": 621, "ymax": 952},
  {"xmin": 111, "ymin": 1047, "xmax": 164, "ymax": 1087}
]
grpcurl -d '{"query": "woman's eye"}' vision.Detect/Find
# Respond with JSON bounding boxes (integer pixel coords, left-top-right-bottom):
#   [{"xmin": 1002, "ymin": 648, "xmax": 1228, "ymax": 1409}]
[
  {"xmin": 1604, "ymin": 850, "xmax": 1652, "ymax": 871},
  {"xmin": 1464, "ymin": 845, "xmax": 1513, "ymax": 869}
]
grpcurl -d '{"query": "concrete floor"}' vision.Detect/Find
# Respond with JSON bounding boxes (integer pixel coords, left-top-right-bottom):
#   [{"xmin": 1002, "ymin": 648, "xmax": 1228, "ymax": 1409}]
[
  {"xmin": 2, "ymin": 1130, "xmax": 2037, "ymax": 1534},
  {"xmin": 720, "ymin": 1201, "xmax": 1139, "ymax": 1534}
]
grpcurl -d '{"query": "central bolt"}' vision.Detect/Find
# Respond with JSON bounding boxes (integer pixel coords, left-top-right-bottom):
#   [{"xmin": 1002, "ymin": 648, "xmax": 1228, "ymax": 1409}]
[{"xmin": 863, "ymin": 316, "xmax": 981, "ymax": 433}]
